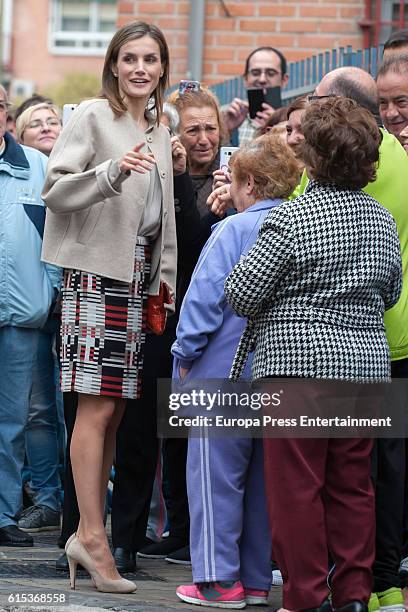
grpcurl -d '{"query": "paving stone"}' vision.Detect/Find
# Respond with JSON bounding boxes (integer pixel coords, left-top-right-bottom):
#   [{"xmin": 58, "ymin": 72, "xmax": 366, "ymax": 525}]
[{"xmin": 0, "ymin": 528, "xmax": 282, "ymax": 611}]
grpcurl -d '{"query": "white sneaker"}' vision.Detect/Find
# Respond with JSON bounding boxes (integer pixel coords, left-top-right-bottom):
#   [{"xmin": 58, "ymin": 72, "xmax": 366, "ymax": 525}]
[{"xmin": 271, "ymin": 569, "xmax": 283, "ymax": 586}]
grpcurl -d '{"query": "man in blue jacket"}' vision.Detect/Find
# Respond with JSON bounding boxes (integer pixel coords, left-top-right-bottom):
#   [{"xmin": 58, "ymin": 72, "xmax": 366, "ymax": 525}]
[{"xmin": 0, "ymin": 85, "xmax": 61, "ymax": 547}]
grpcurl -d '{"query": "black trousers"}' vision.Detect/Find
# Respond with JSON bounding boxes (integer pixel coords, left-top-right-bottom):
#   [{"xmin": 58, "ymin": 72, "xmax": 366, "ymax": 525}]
[
  {"xmin": 111, "ymin": 328, "xmax": 190, "ymax": 550},
  {"xmin": 59, "ymin": 392, "xmax": 79, "ymax": 546},
  {"xmin": 112, "ymin": 329, "xmax": 171, "ymax": 550},
  {"xmin": 371, "ymin": 357, "xmax": 408, "ymax": 592},
  {"xmin": 161, "ymin": 436, "xmax": 189, "ymax": 542}
]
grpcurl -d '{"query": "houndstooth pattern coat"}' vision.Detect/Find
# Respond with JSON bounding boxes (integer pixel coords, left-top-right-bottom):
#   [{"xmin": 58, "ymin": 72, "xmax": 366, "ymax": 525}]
[{"xmin": 225, "ymin": 181, "xmax": 402, "ymax": 383}]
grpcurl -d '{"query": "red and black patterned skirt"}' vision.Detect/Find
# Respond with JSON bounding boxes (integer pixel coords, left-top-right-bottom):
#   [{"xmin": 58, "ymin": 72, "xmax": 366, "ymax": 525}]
[{"xmin": 60, "ymin": 244, "xmax": 150, "ymax": 400}]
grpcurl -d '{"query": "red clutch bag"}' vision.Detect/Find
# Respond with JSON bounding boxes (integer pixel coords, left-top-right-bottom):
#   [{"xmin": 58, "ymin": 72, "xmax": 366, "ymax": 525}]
[{"xmin": 147, "ymin": 282, "xmax": 173, "ymax": 335}]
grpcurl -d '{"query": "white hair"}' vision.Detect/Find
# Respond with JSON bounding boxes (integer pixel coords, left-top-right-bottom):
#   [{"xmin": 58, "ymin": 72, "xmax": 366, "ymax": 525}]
[{"xmin": 162, "ymin": 102, "xmax": 180, "ymax": 135}]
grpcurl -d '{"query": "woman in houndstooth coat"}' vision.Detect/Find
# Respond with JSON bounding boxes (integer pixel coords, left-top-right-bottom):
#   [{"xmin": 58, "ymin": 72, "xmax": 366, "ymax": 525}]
[{"xmin": 225, "ymin": 98, "xmax": 402, "ymax": 611}]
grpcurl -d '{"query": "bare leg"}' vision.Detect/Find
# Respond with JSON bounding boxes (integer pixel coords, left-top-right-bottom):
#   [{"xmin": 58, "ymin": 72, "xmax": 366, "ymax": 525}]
[
  {"xmin": 70, "ymin": 393, "xmax": 121, "ymax": 580},
  {"xmin": 99, "ymin": 400, "xmax": 126, "ymax": 518},
  {"xmin": 75, "ymin": 402, "xmax": 125, "ymax": 552}
]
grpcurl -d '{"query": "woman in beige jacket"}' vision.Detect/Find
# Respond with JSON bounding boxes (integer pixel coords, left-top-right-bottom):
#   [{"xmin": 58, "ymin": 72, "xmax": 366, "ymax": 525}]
[{"xmin": 41, "ymin": 22, "xmax": 176, "ymax": 593}]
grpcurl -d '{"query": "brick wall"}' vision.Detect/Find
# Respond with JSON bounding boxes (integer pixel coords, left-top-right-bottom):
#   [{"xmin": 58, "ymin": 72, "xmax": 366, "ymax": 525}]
[
  {"xmin": 11, "ymin": 0, "xmax": 104, "ymax": 92},
  {"xmin": 118, "ymin": 0, "xmax": 366, "ymax": 86}
]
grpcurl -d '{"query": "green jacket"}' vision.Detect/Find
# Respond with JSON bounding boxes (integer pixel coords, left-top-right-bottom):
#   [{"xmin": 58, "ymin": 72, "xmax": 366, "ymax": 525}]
[{"xmin": 293, "ymin": 130, "xmax": 408, "ymax": 361}]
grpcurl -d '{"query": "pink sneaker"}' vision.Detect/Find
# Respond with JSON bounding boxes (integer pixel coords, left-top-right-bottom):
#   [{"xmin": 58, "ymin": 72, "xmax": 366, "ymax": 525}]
[
  {"xmin": 176, "ymin": 581, "xmax": 246, "ymax": 608},
  {"xmin": 244, "ymin": 588, "xmax": 269, "ymax": 605}
]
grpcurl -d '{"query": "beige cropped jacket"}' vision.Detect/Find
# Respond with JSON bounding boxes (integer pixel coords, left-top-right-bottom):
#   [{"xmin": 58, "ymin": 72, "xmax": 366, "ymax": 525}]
[{"xmin": 41, "ymin": 98, "xmax": 176, "ymax": 301}]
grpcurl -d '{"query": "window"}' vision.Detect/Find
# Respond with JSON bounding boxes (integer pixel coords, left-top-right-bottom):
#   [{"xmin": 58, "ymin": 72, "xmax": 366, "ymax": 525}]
[
  {"xmin": 366, "ymin": 0, "xmax": 408, "ymax": 47},
  {"xmin": 379, "ymin": 0, "xmax": 408, "ymax": 44},
  {"xmin": 49, "ymin": 0, "xmax": 117, "ymax": 56}
]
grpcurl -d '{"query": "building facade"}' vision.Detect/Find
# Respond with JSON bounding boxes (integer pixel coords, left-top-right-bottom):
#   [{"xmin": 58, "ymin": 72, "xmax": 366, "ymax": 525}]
[
  {"xmin": 1, "ymin": 0, "xmax": 407, "ymax": 98},
  {"xmin": 115, "ymin": 0, "xmax": 408, "ymax": 85},
  {"xmin": 2, "ymin": 0, "xmax": 116, "ymax": 97}
]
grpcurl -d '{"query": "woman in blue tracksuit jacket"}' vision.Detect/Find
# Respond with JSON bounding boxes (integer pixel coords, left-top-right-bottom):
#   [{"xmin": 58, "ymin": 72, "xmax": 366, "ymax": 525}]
[{"xmin": 171, "ymin": 135, "xmax": 301, "ymax": 608}]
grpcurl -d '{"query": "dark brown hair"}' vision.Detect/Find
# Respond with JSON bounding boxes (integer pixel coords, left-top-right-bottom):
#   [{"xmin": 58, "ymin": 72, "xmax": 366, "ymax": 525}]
[
  {"xmin": 243, "ymin": 47, "xmax": 287, "ymax": 77},
  {"xmin": 286, "ymin": 95, "xmax": 308, "ymax": 120},
  {"xmin": 384, "ymin": 29, "xmax": 408, "ymax": 53},
  {"xmin": 230, "ymin": 133, "xmax": 300, "ymax": 200},
  {"xmin": 300, "ymin": 97, "xmax": 382, "ymax": 190},
  {"xmin": 257, "ymin": 96, "xmax": 308, "ymax": 138},
  {"xmin": 101, "ymin": 21, "xmax": 169, "ymax": 124}
]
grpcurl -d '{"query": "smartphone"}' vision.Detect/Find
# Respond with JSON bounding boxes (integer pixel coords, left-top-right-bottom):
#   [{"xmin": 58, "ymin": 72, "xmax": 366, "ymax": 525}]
[
  {"xmin": 264, "ymin": 86, "xmax": 282, "ymax": 109},
  {"xmin": 179, "ymin": 80, "xmax": 200, "ymax": 95},
  {"xmin": 247, "ymin": 87, "xmax": 282, "ymax": 119},
  {"xmin": 62, "ymin": 103, "xmax": 77, "ymax": 126},
  {"xmin": 219, "ymin": 146, "xmax": 239, "ymax": 173},
  {"xmin": 247, "ymin": 88, "xmax": 265, "ymax": 119}
]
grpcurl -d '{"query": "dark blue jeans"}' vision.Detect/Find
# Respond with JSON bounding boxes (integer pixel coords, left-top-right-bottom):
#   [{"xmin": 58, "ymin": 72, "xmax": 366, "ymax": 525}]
[{"xmin": 24, "ymin": 331, "xmax": 63, "ymax": 512}]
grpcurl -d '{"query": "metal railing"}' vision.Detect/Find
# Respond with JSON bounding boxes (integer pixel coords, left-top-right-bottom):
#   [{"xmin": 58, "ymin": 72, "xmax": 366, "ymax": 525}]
[{"xmin": 177, "ymin": 44, "xmax": 385, "ymax": 106}]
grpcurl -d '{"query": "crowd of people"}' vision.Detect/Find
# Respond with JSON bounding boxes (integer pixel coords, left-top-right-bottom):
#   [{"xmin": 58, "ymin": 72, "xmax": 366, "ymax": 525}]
[{"xmin": 1, "ymin": 19, "xmax": 408, "ymax": 612}]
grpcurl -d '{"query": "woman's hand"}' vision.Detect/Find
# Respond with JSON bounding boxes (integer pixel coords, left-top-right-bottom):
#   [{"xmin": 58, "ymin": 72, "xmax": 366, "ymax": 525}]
[
  {"xmin": 207, "ymin": 183, "xmax": 232, "ymax": 217},
  {"xmin": 179, "ymin": 366, "xmax": 190, "ymax": 381},
  {"xmin": 171, "ymin": 136, "xmax": 187, "ymax": 175},
  {"xmin": 119, "ymin": 142, "xmax": 156, "ymax": 174},
  {"xmin": 212, "ymin": 168, "xmax": 231, "ymax": 191}
]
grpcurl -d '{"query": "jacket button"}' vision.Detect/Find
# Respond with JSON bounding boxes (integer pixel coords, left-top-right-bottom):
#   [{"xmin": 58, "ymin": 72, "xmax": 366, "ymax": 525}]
[
  {"xmin": 146, "ymin": 136, "xmax": 153, "ymax": 143},
  {"xmin": 174, "ymin": 198, "xmax": 179, "ymax": 205},
  {"xmin": 175, "ymin": 205, "xmax": 181, "ymax": 212},
  {"xmin": 160, "ymin": 171, "xmax": 166, "ymax": 178}
]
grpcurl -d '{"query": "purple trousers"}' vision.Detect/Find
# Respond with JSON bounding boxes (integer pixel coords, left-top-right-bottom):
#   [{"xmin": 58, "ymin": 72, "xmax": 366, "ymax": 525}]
[{"xmin": 187, "ymin": 434, "xmax": 272, "ymax": 590}]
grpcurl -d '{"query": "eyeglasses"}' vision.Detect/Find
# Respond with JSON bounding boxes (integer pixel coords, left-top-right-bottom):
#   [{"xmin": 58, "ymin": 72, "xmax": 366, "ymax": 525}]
[
  {"xmin": 307, "ymin": 94, "xmax": 338, "ymax": 102},
  {"xmin": 247, "ymin": 68, "xmax": 281, "ymax": 79},
  {"xmin": 0, "ymin": 100, "xmax": 12, "ymax": 113},
  {"xmin": 26, "ymin": 117, "xmax": 61, "ymax": 130}
]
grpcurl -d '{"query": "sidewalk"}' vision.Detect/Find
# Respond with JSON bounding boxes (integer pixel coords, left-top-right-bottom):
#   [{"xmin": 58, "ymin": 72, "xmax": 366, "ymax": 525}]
[{"xmin": 0, "ymin": 531, "xmax": 282, "ymax": 611}]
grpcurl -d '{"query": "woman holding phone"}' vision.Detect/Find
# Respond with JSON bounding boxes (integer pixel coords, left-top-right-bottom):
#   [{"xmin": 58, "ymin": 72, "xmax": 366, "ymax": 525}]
[{"xmin": 41, "ymin": 21, "xmax": 176, "ymax": 593}]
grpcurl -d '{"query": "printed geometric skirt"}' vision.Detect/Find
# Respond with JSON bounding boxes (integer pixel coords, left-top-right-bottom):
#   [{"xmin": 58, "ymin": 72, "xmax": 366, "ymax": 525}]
[{"xmin": 60, "ymin": 244, "xmax": 150, "ymax": 400}]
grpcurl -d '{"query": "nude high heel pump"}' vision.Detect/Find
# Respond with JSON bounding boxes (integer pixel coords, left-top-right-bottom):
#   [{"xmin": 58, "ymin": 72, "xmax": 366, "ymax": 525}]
[
  {"xmin": 65, "ymin": 533, "xmax": 76, "ymax": 550},
  {"xmin": 66, "ymin": 536, "xmax": 137, "ymax": 593},
  {"xmin": 65, "ymin": 533, "xmax": 78, "ymax": 589}
]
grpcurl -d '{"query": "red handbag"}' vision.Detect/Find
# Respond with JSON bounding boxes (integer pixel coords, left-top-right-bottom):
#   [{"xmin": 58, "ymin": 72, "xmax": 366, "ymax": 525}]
[{"xmin": 146, "ymin": 282, "xmax": 173, "ymax": 335}]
